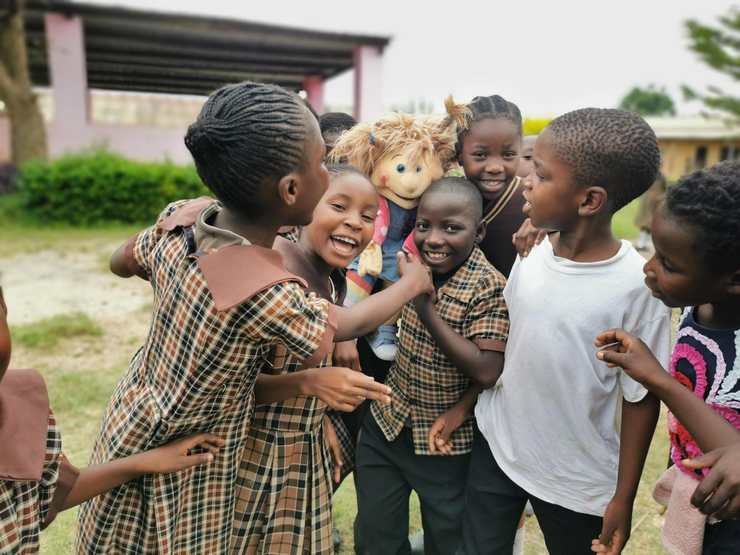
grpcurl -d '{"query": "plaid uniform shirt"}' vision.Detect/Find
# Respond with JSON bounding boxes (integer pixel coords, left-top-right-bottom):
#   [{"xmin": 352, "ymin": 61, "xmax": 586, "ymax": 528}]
[
  {"xmin": 371, "ymin": 246, "xmax": 508, "ymax": 456},
  {"xmin": 76, "ymin": 200, "xmax": 336, "ymax": 555},
  {"xmin": 0, "ymin": 409, "xmax": 78, "ymax": 555}
]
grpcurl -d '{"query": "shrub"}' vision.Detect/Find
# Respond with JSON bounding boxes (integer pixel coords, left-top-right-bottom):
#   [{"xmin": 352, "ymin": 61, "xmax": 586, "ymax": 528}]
[{"xmin": 17, "ymin": 150, "xmax": 211, "ymax": 225}]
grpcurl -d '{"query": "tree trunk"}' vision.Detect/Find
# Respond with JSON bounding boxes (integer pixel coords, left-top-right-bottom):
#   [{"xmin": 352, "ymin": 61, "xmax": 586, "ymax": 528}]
[{"xmin": 0, "ymin": 1, "xmax": 49, "ymax": 163}]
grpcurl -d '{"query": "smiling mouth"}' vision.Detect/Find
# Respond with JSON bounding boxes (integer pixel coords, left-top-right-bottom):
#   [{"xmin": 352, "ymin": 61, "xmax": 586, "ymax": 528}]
[
  {"xmin": 479, "ymin": 180, "xmax": 504, "ymax": 189},
  {"xmin": 424, "ymin": 251, "xmax": 450, "ymax": 262},
  {"xmin": 330, "ymin": 236, "xmax": 358, "ymax": 254}
]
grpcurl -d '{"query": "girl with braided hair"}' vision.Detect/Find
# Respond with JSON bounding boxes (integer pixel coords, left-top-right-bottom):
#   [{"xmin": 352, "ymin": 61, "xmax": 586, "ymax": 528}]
[
  {"xmin": 594, "ymin": 161, "xmax": 740, "ymax": 555},
  {"xmin": 75, "ymin": 82, "xmax": 433, "ymax": 555}
]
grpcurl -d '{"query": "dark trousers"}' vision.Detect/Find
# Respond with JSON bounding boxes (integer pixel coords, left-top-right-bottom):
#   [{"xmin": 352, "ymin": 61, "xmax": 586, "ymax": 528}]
[
  {"xmin": 355, "ymin": 412, "xmax": 470, "ymax": 555},
  {"xmin": 463, "ymin": 426, "xmax": 604, "ymax": 555}
]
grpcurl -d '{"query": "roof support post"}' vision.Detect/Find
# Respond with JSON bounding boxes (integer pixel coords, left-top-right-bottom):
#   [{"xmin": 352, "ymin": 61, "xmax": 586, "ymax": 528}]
[
  {"xmin": 353, "ymin": 45, "xmax": 382, "ymax": 123},
  {"xmin": 45, "ymin": 13, "xmax": 89, "ymax": 127},
  {"xmin": 302, "ymin": 76, "xmax": 325, "ymax": 115}
]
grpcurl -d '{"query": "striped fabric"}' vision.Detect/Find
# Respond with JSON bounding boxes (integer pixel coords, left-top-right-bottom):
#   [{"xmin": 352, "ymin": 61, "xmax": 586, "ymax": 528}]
[
  {"xmin": 76, "ymin": 200, "xmax": 333, "ymax": 555},
  {"xmin": 371, "ymin": 246, "xmax": 509, "ymax": 456}
]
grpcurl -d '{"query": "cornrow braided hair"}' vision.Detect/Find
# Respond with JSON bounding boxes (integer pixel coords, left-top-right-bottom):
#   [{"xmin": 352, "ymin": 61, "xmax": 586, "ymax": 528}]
[
  {"xmin": 459, "ymin": 95, "xmax": 523, "ymax": 143},
  {"xmin": 184, "ymin": 82, "xmax": 311, "ymax": 213},
  {"xmin": 665, "ymin": 160, "xmax": 740, "ymax": 274},
  {"xmin": 545, "ymin": 108, "xmax": 660, "ymax": 212}
]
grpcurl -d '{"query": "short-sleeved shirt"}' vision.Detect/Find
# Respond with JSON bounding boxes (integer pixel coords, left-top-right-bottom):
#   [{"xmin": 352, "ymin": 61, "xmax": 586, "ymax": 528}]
[
  {"xmin": 77, "ymin": 199, "xmax": 337, "ymax": 555},
  {"xmin": 669, "ymin": 307, "xmax": 740, "ymax": 477},
  {"xmin": 476, "ymin": 237, "xmax": 672, "ymax": 516},
  {"xmin": 371, "ymin": 246, "xmax": 509, "ymax": 456},
  {"xmin": 0, "ymin": 370, "xmax": 79, "ymax": 555}
]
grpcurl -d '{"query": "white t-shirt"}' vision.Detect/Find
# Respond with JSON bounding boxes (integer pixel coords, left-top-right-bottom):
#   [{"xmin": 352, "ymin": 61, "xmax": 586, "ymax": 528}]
[{"xmin": 476, "ymin": 237, "xmax": 671, "ymax": 516}]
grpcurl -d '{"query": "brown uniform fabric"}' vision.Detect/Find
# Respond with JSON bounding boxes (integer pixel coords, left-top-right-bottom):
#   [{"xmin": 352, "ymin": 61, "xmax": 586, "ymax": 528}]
[
  {"xmin": 371, "ymin": 246, "xmax": 509, "ymax": 456},
  {"xmin": 477, "ymin": 176, "xmax": 526, "ymax": 279},
  {"xmin": 76, "ymin": 199, "xmax": 337, "ymax": 555},
  {"xmin": 232, "ymin": 236, "xmax": 346, "ymax": 555}
]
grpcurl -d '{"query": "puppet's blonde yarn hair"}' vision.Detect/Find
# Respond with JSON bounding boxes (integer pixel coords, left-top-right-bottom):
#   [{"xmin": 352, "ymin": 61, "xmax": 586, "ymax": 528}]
[{"xmin": 328, "ymin": 96, "xmax": 470, "ymax": 176}]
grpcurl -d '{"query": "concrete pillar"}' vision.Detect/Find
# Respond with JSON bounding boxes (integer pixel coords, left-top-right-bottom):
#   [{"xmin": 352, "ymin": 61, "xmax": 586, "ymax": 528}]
[
  {"xmin": 303, "ymin": 76, "xmax": 325, "ymax": 115},
  {"xmin": 353, "ymin": 45, "xmax": 383, "ymax": 123},
  {"xmin": 44, "ymin": 13, "xmax": 88, "ymax": 127}
]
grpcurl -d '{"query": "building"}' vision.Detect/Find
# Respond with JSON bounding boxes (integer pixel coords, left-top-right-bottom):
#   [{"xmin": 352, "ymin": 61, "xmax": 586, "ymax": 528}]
[
  {"xmin": 644, "ymin": 116, "xmax": 740, "ymax": 180},
  {"xmin": 0, "ymin": 1, "xmax": 390, "ymax": 164}
]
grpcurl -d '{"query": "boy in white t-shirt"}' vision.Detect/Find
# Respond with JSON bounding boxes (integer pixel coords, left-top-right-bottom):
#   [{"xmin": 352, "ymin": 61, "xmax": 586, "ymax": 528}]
[{"xmin": 465, "ymin": 108, "xmax": 672, "ymax": 555}]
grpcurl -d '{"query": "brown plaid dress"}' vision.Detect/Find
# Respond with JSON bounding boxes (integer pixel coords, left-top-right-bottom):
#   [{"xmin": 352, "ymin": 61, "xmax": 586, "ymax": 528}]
[
  {"xmin": 371, "ymin": 246, "xmax": 509, "ymax": 456},
  {"xmin": 0, "ymin": 370, "xmax": 79, "ymax": 555},
  {"xmin": 231, "ymin": 237, "xmax": 345, "ymax": 555},
  {"xmin": 76, "ymin": 200, "xmax": 337, "ymax": 555}
]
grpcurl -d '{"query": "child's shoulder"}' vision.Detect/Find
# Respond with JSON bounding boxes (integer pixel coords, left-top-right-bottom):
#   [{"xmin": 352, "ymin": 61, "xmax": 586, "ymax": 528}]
[
  {"xmin": 156, "ymin": 196, "xmax": 214, "ymax": 231},
  {"xmin": 450, "ymin": 246, "xmax": 507, "ymax": 301}
]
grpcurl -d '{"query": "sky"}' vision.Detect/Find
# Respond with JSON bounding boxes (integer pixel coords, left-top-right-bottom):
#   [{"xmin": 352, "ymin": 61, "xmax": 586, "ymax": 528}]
[{"xmin": 83, "ymin": 0, "xmax": 735, "ymax": 118}]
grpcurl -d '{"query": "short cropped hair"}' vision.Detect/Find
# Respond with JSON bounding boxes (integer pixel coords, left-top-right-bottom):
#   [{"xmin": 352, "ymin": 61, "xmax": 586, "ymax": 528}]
[
  {"xmin": 423, "ymin": 176, "xmax": 483, "ymax": 222},
  {"xmin": 546, "ymin": 108, "xmax": 660, "ymax": 212},
  {"xmin": 665, "ymin": 161, "xmax": 740, "ymax": 274},
  {"xmin": 320, "ymin": 112, "xmax": 358, "ymax": 134}
]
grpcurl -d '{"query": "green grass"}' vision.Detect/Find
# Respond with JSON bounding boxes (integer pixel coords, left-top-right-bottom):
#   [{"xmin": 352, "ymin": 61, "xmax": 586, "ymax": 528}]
[
  {"xmin": 612, "ymin": 198, "xmax": 640, "ymax": 241},
  {"xmin": 10, "ymin": 313, "xmax": 104, "ymax": 349}
]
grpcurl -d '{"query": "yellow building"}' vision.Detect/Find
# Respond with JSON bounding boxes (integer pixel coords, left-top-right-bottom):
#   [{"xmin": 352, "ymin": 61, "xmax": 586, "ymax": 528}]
[{"xmin": 644, "ymin": 116, "xmax": 740, "ymax": 180}]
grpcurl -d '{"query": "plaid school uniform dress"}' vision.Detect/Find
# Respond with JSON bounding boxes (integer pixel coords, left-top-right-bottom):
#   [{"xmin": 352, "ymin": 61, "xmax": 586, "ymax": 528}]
[
  {"xmin": 75, "ymin": 199, "xmax": 337, "ymax": 555},
  {"xmin": 371, "ymin": 246, "xmax": 509, "ymax": 456},
  {"xmin": 0, "ymin": 370, "xmax": 79, "ymax": 555},
  {"xmin": 231, "ymin": 236, "xmax": 345, "ymax": 555}
]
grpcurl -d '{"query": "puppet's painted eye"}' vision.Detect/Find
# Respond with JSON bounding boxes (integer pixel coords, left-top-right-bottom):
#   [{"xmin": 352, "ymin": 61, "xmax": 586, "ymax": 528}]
[
  {"xmin": 396, "ymin": 164, "xmax": 406, "ymax": 173},
  {"xmin": 416, "ymin": 165, "xmax": 422, "ymax": 173}
]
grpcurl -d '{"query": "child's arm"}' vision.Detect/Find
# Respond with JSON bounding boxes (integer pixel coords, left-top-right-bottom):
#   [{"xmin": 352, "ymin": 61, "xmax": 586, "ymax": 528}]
[
  {"xmin": 412, "ymin": 289, "xmax": 504, "ymax": 389},
  {"xmin": 596, "ymin": 329, "xmax": 740, "ymax": 451},
  {"xmin": 254, "ymin": 367, "xmax": 390, "ymax": 411},
  {"xmin": 428, "ymin": 383, "xmax": 483, "ymax": 454},
  {"xmin": 333, "ymin": 253, "xmax": 433, "ymax": 342},
  {"xmin": 109, "ymin": 239, "xmax": 136, "ymax": 278},
  {"xmin": 62, "ymin": 433, "xmax": 224, "ymax": 510},
  {"xmin": 594, "ymin": 392, "xmax": 660, "ymax": 555}
]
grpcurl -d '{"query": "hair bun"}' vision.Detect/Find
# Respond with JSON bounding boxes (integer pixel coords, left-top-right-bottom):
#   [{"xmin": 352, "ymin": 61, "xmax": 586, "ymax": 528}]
[{"xmin": 184, "ymin": 120, "xmax": 212, "ymax": 152}]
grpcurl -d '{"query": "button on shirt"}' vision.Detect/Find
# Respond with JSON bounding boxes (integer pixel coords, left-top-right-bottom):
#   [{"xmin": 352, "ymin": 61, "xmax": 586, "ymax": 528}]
[{"xmin": 371, "ymin": 246, "xmax": 509, "ymax": 456}]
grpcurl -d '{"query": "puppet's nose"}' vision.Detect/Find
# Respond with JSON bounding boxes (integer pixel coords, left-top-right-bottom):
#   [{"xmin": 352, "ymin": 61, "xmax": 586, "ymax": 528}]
[{"xmin": 401, "ymin": 172, "xmax": 421, "ymax": 193}]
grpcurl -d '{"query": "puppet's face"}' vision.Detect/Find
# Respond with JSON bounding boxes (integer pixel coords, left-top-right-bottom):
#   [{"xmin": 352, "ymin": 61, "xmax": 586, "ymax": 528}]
[{"xmin": 371, "ymin": 150, "xmax": 443, "ymax": 209}]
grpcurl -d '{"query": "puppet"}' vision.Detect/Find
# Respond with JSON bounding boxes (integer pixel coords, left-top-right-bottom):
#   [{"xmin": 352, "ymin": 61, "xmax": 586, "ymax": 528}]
[{"xmin": 328, "ymin": 97, "xmax": 468, "ymax": 359}]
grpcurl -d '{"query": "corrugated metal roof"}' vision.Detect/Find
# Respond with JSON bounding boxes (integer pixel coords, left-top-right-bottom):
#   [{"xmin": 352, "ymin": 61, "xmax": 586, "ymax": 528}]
[
  {"xmin": 24, "ymin": 0, "xmax": 391, "ymax": 96},
  {"xmin": 644, "ymin": 116, "xmax": 740, "ymax": 140}
]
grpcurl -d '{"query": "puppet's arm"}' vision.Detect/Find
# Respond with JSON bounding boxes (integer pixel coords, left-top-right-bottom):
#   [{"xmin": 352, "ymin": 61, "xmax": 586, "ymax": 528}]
[{"xmin": 357, "ymin": 196, "xmax": 389, "ymax": 277}]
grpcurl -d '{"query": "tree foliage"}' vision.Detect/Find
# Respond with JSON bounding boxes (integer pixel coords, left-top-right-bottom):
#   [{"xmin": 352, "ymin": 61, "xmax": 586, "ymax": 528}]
[
  {"xmin": 683, "ymin": 8, "xmax": 740, "ymax": 119},
  {"xmin": 618, "ymin": 86, "xmax": 676, "ymax": 116}
]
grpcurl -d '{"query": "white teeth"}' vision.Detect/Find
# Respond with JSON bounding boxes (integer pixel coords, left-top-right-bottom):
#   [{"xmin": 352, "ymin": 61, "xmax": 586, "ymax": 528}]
[
  {"xmin": 524, "ymin": 201, "xmax": 531, "ymax": 207},
  {"xmin": 426, "ymin": 252, "xmax": 449, "ymax": 260},
  {"xmin": 332, "ymin": 236, "xmax": 356, "ymax": 246}
]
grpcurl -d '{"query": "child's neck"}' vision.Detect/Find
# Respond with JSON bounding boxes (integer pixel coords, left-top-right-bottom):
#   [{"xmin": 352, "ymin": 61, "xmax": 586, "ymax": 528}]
[
  {"xmin": 296, "ymin": 239, "xmax": 335, "ymax": 279},
  {"xmin": 552, "ymin": 217, "xmax": 621, "ymax": 263},
  {"xmin": 696, "ymin": 297, "xmax": 740, "ymax": 330},
  {"xmin": 213, "ymin": 206, "xmax": 282, "ymax": 249}
]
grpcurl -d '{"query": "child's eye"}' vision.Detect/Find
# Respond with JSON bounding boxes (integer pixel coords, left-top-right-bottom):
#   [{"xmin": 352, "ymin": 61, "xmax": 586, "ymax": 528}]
[
  {"xmin": 416, "ymin": 222, "xmax": 429, "ymax": 231},
  {"xmin": 472, "ymin": 152, "xmax": 486, "ymax": 159},
  {"xmin": 536, "ymin": 173, "xmax": 545, "ymax": 181},
  {"xmin": 523, "ymin": 155, "xmax": 533, "ymax": 161},
  {"xmin": 659, "ymin": 256, "xmax": 675, "ymax": 272},
  {"xmin": 362, "ymin": 214, "xmax": 375, "ymax": 223},
  {"xmin": 416, "ymin": 165, "xmax": 422, "ymax": 173},
  {"xmin": 396, "ymin": 164, "xmax": 406, "ymax": 174},
  {"xmin": 504, "ymin": 152, "xmax": 517, "ymax": 158},
  {"xmin": 445, "ymin": 225, "xmax": 460, "ymax": 232},
  {"xmin": 331, "ymin": 203, "xmax": 346, "ymax": 211}
]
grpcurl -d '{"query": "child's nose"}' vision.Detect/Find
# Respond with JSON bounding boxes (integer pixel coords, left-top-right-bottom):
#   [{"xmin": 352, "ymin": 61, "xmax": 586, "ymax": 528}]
[
  {"xmin": 523, "ymin": 175, "xmax": 533, "ymax": 190},
  {"xmin": 485, "ymin": 163, "xmax": 504, "ymax": 174},
  {"xmin": 344, "ymin": 213, "xmax": 362, "ymax": 230}
]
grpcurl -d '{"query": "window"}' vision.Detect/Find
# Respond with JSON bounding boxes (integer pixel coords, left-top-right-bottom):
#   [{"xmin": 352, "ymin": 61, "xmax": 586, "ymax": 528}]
[{"xmin": 695, "ymin": 146, "xmax": 708, "ymax": 170}]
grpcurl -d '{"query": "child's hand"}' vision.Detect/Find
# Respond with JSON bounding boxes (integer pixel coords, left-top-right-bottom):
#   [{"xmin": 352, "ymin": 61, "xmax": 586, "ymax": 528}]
[
  {"xmin": 683, "ymin": 443, "xmax": 740, "ymax": 521},
  {"xmin": 511, "ymin": 218, "xmax": 548, "ymax": 259},
  {"xmin": 412, "ymin": 288, "xmax": 437, "ymax": 319},
  {"xmin": 397, "ymin": 252, "xmax": 433, "ymax": 296},
  {"xmin": 591, "ymin": 497, "xmax": 632, "ymax": 554},
  {"xmin": 595, "ymin": 329, "xmax": 665, "ymax": 388},
  {"xmin": 323, "ymin": 415, "xmax": 343, "ymax": 484},
  {"xmin": 428, "ymin": 406, "xmax": 468, "ymax": 454},
  {"xmin": 139, "ymin": 433, "xmax": 225, "ymax": 474},
  {"xmin": 308, "ymin": 367, "xmax": 391, "ymax": 412},
  {"xmin": 333, "ymin": 340, "xmax": 361, "ymax": 372}
]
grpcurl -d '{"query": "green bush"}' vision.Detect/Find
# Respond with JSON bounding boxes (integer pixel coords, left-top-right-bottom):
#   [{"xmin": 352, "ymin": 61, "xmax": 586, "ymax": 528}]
[{"xmin": 18, "ymin": 150, "xmax": 211, "ymax": 225}]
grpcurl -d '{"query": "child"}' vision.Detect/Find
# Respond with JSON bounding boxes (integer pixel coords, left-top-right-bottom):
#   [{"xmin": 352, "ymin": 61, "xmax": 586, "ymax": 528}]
[
  {"xmin": 467, "ymin": 108, "xmax": 672, "ymax": 555},
  {"xmin": 76, "ymin": 82, "xmax": 433, "ymax": 555},
  {"xmin": 319, "ymin": 112, "xmax": 357, "ymax": 158},
  {"xmin": 516, "ymin": 134, "xmax": 537, "ymax": 178},
  {"xmin": 456, "ymin": 94, "xmax": 527, "ymax": 278},
  {"xmin": 231, "ymin": 164, "xmax": 383, "ymax": 554},
  {"xmin": 0, "ymin": 286, "xmax": 224, "ymax": 555},
  {"xmin": 594, "ymin": 161, "xmax": 740, "ymax": 554},
  {"xmin": 355, "ymin": 177, "xmax": 509, "ymax": 555}
]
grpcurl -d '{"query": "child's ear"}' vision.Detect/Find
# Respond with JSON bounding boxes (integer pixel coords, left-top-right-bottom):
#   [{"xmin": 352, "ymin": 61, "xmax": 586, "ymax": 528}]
[
  {"xmin": 474, "ymin": 220, "xmax": 487, "ymax": 244},
  {"xmin": 578, "ymin": 186, "xmax": 608, "ymax": 217},
  {"xmin": 277, "ymin": 173, "xmax": 299, "ymax": 207}
]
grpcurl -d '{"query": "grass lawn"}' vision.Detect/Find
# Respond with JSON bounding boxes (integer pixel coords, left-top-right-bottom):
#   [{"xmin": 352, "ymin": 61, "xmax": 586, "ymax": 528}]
[{"xmin": 0, "ymin": 195, "xmax": 666, "ymax": 555}]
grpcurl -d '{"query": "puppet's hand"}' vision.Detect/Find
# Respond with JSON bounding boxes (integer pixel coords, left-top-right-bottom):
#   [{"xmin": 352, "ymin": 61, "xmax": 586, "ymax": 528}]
[{"xmin": 358, "ymin": 241, "xmax": 383, "ymax": 277}]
